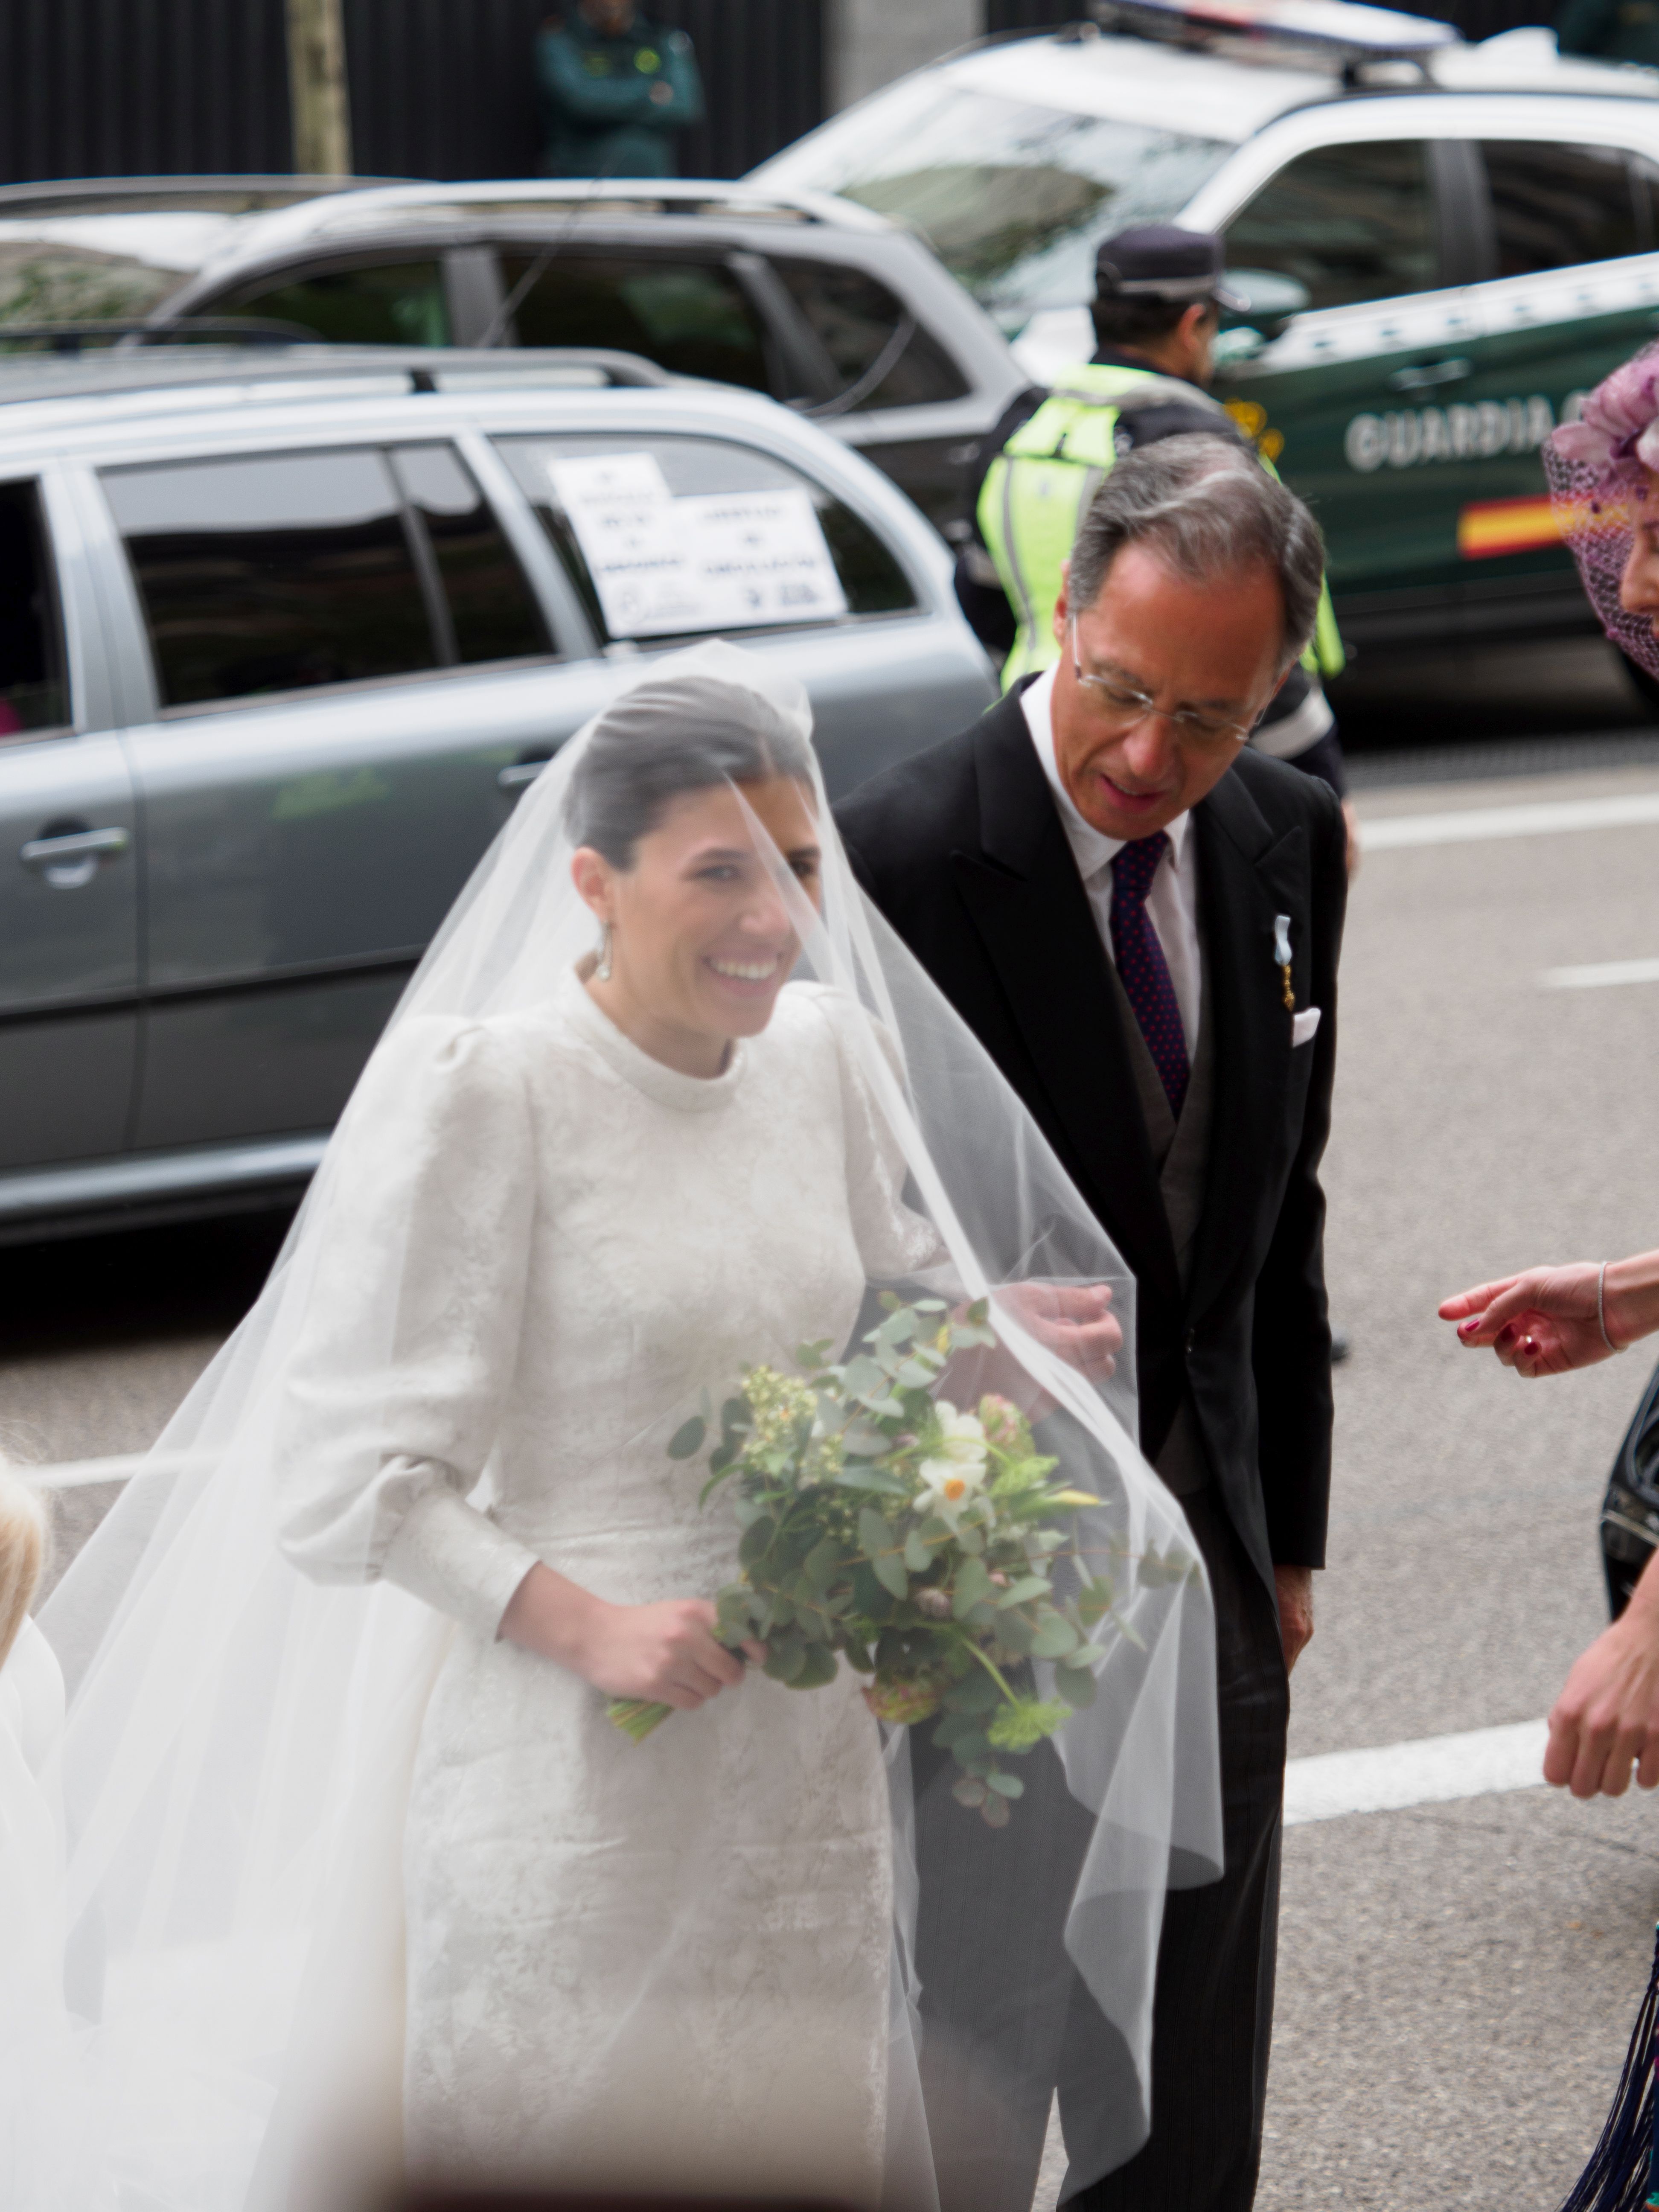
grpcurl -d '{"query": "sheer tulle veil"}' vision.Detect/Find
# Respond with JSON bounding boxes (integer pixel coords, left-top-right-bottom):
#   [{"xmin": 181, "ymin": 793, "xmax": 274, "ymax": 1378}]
[{"xmin": 27, "ymin": 642, "xmax": 1221, "ymax": 2209}]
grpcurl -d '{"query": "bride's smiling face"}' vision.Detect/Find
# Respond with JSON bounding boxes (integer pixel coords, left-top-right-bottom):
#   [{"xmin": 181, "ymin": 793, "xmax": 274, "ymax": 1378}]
[{"xmin": 573, "ymin": 774, "xmax": 822, "ymax": 1078}]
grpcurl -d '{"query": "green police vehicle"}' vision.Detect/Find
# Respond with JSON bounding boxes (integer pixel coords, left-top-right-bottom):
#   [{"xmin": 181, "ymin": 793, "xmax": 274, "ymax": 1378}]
[{"xmin": 753, "ymin": 0, "xmax": 1659, "ymax": 663}]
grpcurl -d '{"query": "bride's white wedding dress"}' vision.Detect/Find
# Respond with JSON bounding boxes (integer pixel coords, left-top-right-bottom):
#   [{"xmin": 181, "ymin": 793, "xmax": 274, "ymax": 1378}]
[
  {"xmin": 28, "ymin": 648, "xmax": 1220, "ymax": 2212},
  {"xmin": 274, "ymin": 967, "xmax": 939, "ymax": 2199}
]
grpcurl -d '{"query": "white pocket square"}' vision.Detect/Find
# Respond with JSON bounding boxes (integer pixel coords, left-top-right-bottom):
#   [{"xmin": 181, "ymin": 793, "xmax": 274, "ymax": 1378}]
[{"xmin": 1292, "ymin": 1007, "xmax": 1321, "ymax": 1047}]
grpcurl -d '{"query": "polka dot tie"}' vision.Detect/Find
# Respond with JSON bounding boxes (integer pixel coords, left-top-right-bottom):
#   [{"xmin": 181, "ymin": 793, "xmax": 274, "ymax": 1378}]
[{"xmin": 1109, "ymin": 831, "xmax": 1190, "ymax": 1120}]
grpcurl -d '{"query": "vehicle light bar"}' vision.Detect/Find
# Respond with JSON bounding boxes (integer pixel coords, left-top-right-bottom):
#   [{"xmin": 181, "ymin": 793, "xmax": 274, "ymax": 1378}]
[{"xmin": 1089, "ymin": 0, "xmax": 1460, "ymax": 55}]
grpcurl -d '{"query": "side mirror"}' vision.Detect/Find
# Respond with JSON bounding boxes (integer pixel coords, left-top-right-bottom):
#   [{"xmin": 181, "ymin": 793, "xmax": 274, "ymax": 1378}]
[
  {"xmin": 1212, "ymin": 326, "xmax": 1265, "ymax": 367},
  {"xmin": 1219, "ymin": 269, "xmax": 1312, "ymax": 341}
]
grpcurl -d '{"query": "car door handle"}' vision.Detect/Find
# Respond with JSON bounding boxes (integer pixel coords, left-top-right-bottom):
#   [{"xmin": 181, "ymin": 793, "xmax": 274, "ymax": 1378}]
[
  {"xmin": 20, "ymin": 823, "xmax": 131, "ymax": 891},
  {"xmin": 1387, "ymin": 358, "xmax": 1471, "ymax": 393},
  {"xmin": 497, "ymin": 758, "xmax": 551, "ymax": 792},
  {"xmin": 20, "ymin": 826, "xmax": 131, "ymax": 866}
]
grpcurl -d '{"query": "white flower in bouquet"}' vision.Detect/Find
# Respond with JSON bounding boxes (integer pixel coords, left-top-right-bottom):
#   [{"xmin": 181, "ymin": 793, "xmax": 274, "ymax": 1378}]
[{"xmin": 917, "ymin": 1403, "xmax": 989, "ymax": 1526}]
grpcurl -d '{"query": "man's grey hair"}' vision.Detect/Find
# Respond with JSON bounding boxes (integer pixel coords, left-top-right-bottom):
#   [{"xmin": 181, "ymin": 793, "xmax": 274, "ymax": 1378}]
[{"xmin": 1068, "ymin": 434, "xmax": 1325, "ymax": 672}]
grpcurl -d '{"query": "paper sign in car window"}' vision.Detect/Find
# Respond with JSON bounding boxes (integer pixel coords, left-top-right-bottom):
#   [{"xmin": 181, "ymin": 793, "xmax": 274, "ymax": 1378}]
[
  {"xmin": 673, "ymin": 489, "xmax": 849, "ymax": 630},
  {"xmin": 546, "ymin": 452, "xmax": 707, "ymax": 638},
  {"xmin": 548, "ymin": 454, "xmax": 849, "ymax": 637}
]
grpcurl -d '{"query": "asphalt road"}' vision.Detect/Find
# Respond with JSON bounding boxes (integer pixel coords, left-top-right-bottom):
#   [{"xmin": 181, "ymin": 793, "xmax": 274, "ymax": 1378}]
[
  {"xmin": 1257, "ymin": 738, "xmax": 1659, "ymax": 2212},
  {"xmin": 8, "ymin": 636, "xmax": 1659, "ymax": 2210}
]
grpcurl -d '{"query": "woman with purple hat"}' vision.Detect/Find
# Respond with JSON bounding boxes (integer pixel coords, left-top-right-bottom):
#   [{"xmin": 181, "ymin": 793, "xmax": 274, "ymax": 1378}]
[{"xmin": 1438, "ymin": 343, "xmax": 1659, "ymax": 2212}]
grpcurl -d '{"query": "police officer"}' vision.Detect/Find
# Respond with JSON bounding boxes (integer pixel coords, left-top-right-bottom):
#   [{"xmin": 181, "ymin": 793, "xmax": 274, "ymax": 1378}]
[
  {"xmin": 960, "ymin": 224, "xmax": 1355, "ymax": 833},
  {"xmin": 536, "ymin": 0, "xmax": 704, "ymax": 180}
]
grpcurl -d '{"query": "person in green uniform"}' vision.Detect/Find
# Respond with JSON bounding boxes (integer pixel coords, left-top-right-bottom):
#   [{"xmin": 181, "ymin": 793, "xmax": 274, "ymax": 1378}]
[
  {"xmin": 1555, "ymin": 0, "xmax": 1659, "ymax": 70},
  {"xmin": 536, "ymin": 0, "xmax": 705, "ymax": 180},
  {"xmin": 959, "ymin": 224, "xmax": 1354, "ymax": 835}
]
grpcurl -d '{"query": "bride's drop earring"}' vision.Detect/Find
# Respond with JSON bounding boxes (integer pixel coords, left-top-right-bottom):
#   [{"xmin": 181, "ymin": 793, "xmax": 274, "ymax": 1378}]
[{"xmin": 594, "ymin": 920, "xmax": 613, "ymax": 983}]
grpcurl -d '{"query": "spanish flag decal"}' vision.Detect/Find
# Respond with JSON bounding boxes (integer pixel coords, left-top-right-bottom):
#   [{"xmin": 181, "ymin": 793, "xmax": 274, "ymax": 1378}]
[{"xmin": 1456, "ymin": 495, "xmax": 1564, "ymax": 560}]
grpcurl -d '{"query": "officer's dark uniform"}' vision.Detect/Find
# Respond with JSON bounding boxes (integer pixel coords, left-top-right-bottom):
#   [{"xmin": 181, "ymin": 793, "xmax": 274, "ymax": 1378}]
[
  {"xmin": 957, "ymin": 225, "xmax": 1349, "ymax": 797},
  {"xmin": 535, "ymin": 8, "xmax": 704, "ymax": 180},
  {"xmin": 1556, "ymin": 0, "xmax": 1659, "ymax": 67}
]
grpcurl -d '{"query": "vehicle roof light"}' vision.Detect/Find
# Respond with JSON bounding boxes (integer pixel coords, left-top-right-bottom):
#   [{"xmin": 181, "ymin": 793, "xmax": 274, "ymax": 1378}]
[{"xmin": 1088, "ymin": 0, "xmax": 1461, "ymax": 59}]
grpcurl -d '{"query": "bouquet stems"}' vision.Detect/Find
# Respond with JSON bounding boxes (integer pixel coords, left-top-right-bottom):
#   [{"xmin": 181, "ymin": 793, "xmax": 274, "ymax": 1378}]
[{"xmin": 608, "ymin": 1698, "xmax": 673, "ymax": 1742}]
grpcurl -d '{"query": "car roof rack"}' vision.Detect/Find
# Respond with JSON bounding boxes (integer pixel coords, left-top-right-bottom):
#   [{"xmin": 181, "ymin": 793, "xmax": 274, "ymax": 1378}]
[
  {"xmin": 0, "ymin": 343, "xmax": 676, "ymax": 409},
  {"xmin": 0, "ymin": 175, "xmax": 419, "ymax": 218},
  {"xmin": 251, "ymin": 175, "xmax": 857, "ymax": 246},
  {"xmin": 1083, "ymin": 0, "xmax": 1460, "ymax": 69}
]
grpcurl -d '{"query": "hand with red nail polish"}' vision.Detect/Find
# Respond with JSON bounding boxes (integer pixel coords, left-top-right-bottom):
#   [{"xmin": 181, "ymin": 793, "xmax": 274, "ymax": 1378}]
[{"xmin": 1439, "ymin": 1252, "xmax": 1659, "ymax": 1378}]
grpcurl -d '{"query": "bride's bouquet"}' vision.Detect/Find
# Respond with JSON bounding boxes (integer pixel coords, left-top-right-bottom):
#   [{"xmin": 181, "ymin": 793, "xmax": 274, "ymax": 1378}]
[{"xmin": 608, "ymin": 1295, "xmax": 1194, "ymax": 1823}]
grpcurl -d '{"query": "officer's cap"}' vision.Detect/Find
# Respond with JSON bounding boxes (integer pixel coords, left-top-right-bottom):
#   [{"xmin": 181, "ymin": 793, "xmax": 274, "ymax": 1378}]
[{"xmin": 1094, "ymin": 225, "xmax": 1244, "ymax": 312}]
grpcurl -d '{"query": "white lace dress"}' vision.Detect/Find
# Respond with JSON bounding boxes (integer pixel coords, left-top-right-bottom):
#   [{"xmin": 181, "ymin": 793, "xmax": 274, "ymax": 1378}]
[{"xmin": 275, "ymin": 970, "xmax": 937, "ymax": 2200}]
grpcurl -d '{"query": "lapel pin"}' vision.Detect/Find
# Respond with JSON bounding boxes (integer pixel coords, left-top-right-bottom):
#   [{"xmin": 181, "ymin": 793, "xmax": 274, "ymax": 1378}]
[{"xmin": 1273, "ymin": 914, "xmax": 1295, "ymax": 1011}]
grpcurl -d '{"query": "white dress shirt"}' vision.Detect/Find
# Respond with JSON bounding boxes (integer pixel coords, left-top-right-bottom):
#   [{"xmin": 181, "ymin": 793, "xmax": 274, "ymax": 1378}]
[{"xmin": 1021, "ymin": 664, "xmax": 1203, "ymax": 1059}]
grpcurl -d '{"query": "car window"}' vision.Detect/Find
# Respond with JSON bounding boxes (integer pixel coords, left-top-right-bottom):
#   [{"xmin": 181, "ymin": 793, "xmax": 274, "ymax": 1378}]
[
  {"xmin": 1479, "ymin": 141, "xmax": 1647, "ymax": 277},
  {"xmin": 102, "ymin": 449, "xmax": 440, "ymax": 709},
  {"xmin": 1224, "ymin": 140, "xmax": 1438, "ymax": 312},
  {"xmin": 213, "ymin": 259, "xmax": 451, "ymax": 345},
  {"xmin": 390, "ymin": 444, "xmax": 553, "ymax": 665},
  {"xmin": 502, "ymin": 255, "xmax": 771, "ymax": 391},
  {"xmin": 771, "ymin": 258, "xmax": 968, "ymax": 411},
  {"xmin": 494, "ymin": 432, "xmax": 916, "ymax": 645},
  {"xmin": 0, "ymin": 480, "xmax": 68, "ymax": 736}
]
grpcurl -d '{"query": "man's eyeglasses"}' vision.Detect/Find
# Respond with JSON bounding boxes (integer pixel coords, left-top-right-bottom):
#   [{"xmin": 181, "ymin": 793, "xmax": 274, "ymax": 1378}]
[{"xmin": 1069, "ymin": 620, "xmax": 1261, "ymax": 750}]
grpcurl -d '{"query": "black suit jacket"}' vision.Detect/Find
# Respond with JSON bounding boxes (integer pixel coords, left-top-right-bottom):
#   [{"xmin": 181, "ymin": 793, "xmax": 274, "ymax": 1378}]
[{"xmin": 835, "ymin": 687, "xmax": 1348, "ymax": 1595}]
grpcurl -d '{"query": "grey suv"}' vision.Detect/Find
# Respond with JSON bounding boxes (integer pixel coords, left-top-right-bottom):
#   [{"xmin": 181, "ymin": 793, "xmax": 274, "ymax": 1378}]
[{"xmin": 0, "ymin": 348, "xmax": 994, "ymax": 1244}]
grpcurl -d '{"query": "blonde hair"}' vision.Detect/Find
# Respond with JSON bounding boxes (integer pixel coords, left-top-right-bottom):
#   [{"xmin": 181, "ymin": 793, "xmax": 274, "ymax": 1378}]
[{"xmin": 0, "ymin": 1466, "xmax": 49, "ymax": 1673}]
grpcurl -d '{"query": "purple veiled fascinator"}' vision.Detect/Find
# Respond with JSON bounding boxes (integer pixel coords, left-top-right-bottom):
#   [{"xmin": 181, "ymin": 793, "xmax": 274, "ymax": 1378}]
[{"xmin": 1544, "ymin": 340, "xmax": 1659, "ymax": 678}]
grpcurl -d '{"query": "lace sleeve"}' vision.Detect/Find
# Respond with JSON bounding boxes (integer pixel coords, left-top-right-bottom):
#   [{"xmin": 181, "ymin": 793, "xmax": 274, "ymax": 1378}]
[{"xmin": 273, "ymin": 1016, "xmax": 541, "ymax": 1639}]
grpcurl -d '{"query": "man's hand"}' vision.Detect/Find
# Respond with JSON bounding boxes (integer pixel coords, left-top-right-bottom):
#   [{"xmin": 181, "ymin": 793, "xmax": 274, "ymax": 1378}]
[
  {"xmin": 1545, "ymin": 1555, "xmax": 1659, "ymax": 1796},
  {"xmin": 1438, "ymin": 1263, "xmax": 1617, "ymax": 1377},
  {"xmin": 995, "ymin": 1281, "xmax": 1121, "ymax": 1382},
  {"xmin": 1275, "ymin": 1564, "xmax": 1315, "ymax": 1674}
]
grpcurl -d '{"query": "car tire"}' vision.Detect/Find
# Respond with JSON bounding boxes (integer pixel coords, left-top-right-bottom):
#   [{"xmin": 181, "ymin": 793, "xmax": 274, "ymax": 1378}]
[{"xmin": 1618, "ymin": 651, "xmax": 1659, "ymax": 719}]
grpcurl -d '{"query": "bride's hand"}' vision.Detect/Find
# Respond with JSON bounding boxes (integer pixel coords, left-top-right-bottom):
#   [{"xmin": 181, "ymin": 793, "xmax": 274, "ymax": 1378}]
[
  {"xmin": 500, "ymin": 1566, "xmax": 764, "ymax": 1708},
  {"xmin": 576, "ymin": 1598, "xmax": 766, "ymax": 1708}
]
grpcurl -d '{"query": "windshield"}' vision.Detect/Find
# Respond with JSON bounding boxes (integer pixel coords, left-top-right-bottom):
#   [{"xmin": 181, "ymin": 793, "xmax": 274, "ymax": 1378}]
[{"xmin": 754, "ymin": 77, "xmax": 1229, "ymax": 333}]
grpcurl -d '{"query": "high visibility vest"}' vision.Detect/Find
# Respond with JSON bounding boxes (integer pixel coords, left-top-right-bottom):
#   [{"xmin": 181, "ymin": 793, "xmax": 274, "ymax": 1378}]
[{"xmin": 977, "ymin": 359, "xmax": 1345, "ymax": 693}]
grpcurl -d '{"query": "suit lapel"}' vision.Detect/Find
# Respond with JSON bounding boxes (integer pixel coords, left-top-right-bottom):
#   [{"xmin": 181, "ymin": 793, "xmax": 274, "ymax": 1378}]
[
  {"xmin": 948, "ymin": 695, "xmax": 1181, "ymax": 1307},
  {"xmin": 1187, "ymin": 766, "xmax": 1311, "ymax": 1326}
]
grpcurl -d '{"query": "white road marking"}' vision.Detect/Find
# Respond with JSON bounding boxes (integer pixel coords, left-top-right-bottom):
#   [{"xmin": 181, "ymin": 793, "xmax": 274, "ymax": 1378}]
[
  {"xmin": 1284, "ymin": 1717, "xmax": 1549, "ymax": 1826},
  {"xmin": 1540, "ymin": 955, "xmax": 1659, "ymax": 990},
  {"xmin": 1361, "ymin": 792, "xmax": 1659, "ymax": 851}
]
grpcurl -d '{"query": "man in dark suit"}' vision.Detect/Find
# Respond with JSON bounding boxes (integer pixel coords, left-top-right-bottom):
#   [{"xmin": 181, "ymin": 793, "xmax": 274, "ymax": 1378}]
[{"xmin": 836, "ymin": 434, "xmax": 1346, "ymax": 2212}]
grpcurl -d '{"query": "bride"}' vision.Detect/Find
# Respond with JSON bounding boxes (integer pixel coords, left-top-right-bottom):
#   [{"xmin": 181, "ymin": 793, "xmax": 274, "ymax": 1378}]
[{"xmin": 27, "ymin": 646, "xmax": 1221, "ymax": 2211}]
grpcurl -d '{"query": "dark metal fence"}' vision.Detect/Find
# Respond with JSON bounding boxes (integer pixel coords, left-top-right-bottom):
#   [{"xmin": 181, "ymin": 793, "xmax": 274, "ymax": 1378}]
[
  {"xmin": 0, "ymin": 0, "xmax": 825, "ymax": 187},
  {"xmin": 0, "ymin": 0, "xmax": 293, "ymax": 183},
  {"xmin": 2, "ymin": 0, "xmax": 1571, "ymax": 194}
]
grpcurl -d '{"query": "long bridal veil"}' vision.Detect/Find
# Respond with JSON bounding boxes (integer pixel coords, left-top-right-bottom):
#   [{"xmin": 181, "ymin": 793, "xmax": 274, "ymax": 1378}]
[{"xmin": 26, "ymin": 642, "xmax": 1221, "ymax": 2211}]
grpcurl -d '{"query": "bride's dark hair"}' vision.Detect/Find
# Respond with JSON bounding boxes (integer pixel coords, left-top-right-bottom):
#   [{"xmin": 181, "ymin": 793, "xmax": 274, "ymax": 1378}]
[{"xmin": 567, "ymin": 670, "xmax": 816, "ymax": 867}]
